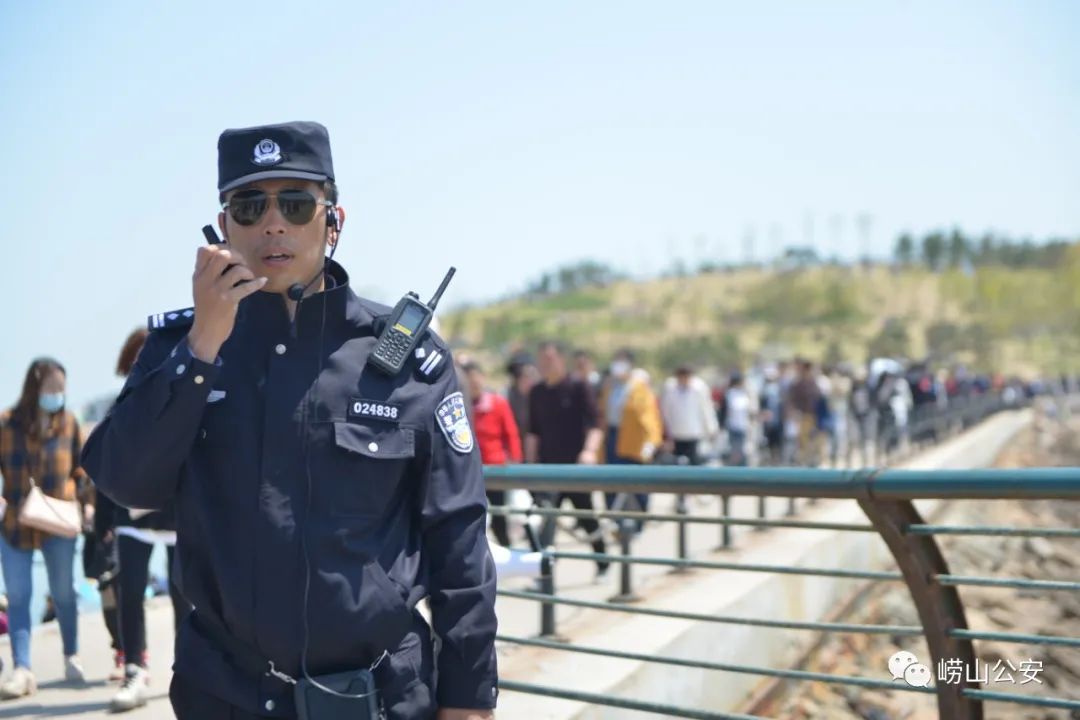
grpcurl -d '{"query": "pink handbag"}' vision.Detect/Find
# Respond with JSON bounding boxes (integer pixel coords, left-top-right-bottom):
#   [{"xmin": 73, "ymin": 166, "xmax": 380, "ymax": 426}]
[{"xmin": 17, "ymin": 478, "xmax": 82, "ymax": 539}]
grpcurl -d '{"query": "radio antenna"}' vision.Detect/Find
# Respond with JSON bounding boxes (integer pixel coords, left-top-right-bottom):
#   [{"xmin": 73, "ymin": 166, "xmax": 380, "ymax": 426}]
[{"xmin": 427, "ymin": 267, "xmax": 456, "ymax": 311}]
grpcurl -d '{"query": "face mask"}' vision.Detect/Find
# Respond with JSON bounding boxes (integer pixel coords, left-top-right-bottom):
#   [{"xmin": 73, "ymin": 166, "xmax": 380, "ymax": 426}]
[
  {"xmin": 39, "ymin": 392, "xmax": 65, "ymax": 414},
  {"xmin": 610, "ymin": 360, "xmax": 631, "ymax": 379}
]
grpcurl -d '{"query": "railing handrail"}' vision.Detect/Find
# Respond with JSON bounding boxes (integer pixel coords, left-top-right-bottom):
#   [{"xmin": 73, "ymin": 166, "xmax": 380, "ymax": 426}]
[
  {"xmin": 483, "ymin": 464, "xmax": 1080, "ymax": 499},
  {"xmin": 491, "ymin": 397, "xmax": 1079, "ymax": 718}
]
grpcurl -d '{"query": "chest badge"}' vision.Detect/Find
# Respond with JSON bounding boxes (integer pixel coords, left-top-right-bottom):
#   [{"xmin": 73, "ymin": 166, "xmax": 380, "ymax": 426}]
[
  {"xmin": 348, "ymin": 397, "xmax": 401, "ymax": 423},
  {"xmin": 435, "ymin": 391, "xmax": 474, "ymax": 454}
]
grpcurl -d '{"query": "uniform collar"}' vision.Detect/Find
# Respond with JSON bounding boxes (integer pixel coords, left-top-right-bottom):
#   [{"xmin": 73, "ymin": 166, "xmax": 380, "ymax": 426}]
[{"xmin": 237, "ymin": 259, "xmax": 374, "ymax": 340}]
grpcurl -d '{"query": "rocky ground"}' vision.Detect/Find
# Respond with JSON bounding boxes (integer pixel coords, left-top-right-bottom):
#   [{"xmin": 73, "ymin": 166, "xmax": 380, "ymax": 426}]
[{"xmin": 759, "ymin": 416, "xmax": 1080, "ymax": 720}]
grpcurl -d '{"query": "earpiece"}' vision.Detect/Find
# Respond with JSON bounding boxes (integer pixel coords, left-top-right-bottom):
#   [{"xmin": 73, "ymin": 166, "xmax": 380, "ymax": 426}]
[{"xmin": 326, "ymin": 206, "xmax": 339, "ymax": 232}]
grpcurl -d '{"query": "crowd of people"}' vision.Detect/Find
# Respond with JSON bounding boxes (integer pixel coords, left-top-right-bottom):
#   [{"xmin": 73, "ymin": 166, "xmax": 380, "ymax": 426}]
[
  {"xmin": 456, "ymin": 342, "xmax": 1055, "ymax": 579},
  {"xmin": 0, "ymin": 330, "xmax": 1061, "ymax": 705}
]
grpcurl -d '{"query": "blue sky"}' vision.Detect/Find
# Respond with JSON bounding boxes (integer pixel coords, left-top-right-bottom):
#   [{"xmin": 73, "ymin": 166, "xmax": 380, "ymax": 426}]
[{"xmin": 2, "ymin": 1, "xmax": 1078, "ymax": 412}]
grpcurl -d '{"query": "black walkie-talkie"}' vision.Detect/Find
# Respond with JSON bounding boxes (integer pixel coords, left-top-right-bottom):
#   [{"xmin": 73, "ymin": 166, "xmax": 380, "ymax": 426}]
[
  {"xmin": 202, "ymin": 225, "xmax": 250, "ymax": 286},
  {"xmin": 368, "ymin": 267, "xmax": 456, "ymax": 376}
]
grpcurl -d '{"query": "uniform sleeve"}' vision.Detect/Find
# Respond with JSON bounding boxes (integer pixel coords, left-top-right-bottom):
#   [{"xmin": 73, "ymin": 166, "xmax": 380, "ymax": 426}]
[
  {"xmin": 81, "ymin": 331, "xmax": 221, "ymax": 510},
  {"xmin": 499, "ymin": 397, "xmax": 523, "ymax": 463},
  {"xmin": 420, "ymin": 364, "xmax": 499, "ymax": 709}
]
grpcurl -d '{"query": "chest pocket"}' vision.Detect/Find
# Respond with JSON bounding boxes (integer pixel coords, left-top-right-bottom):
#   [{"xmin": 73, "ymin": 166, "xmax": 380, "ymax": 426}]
[{"xmin": 331, "ymin": 423, "xmax": 416, "ymax": 517}]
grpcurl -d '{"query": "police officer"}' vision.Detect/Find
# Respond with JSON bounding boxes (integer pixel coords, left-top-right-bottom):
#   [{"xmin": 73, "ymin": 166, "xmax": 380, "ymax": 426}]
[{"xmin": 82, "ymin": 121, "xmax": 497, "ymax": 720}]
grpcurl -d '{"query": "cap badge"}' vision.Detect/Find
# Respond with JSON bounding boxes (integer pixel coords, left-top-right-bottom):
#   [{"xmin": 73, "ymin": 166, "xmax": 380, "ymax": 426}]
[{"xmin": 252, "ymin": 138, "xmax": 282, "ymax": 166}]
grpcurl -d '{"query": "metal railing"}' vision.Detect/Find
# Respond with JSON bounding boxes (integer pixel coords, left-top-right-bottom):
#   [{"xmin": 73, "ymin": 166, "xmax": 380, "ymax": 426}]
[{"xmin": 485, "ymin": 400, "xmax": 1080, "ymax": 719}]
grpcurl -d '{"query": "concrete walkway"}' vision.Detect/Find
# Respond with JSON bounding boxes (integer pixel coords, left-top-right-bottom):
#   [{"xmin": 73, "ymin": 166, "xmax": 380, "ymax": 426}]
[
  {"xmin": 0, "ymin": 594, "xmax": 176, "ymax": 719},
  {"xmin": 0, "ymin": 409, "xmax": 1032, "ymax": 719}
]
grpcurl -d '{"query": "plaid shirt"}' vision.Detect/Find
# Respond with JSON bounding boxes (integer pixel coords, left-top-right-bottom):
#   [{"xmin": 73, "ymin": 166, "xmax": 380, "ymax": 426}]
[{"xmin": 0, "ymin": 409, "xmax": 91, "ymax": 550}]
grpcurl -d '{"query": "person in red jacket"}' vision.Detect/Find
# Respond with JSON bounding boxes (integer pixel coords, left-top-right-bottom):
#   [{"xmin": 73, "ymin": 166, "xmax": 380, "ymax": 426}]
[{"xmin": 463, "ymin": 362, "xmax": 522, "ymax": 547}]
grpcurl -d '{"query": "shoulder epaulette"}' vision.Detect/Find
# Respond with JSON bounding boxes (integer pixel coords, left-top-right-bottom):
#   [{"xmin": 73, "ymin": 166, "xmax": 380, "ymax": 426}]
[
  {"xmin": 147, "ymin": 307, "xmax": 195, "ymax": 331},
  {"xmin": 412, "ymin": 331, "xmax": 450, "ymax": 382}
]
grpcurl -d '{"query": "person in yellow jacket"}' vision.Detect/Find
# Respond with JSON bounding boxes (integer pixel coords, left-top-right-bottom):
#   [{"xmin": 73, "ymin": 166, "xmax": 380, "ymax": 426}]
[{"xmin": 597, "ymin": 350, "xmax": 663, "ymax": 531}]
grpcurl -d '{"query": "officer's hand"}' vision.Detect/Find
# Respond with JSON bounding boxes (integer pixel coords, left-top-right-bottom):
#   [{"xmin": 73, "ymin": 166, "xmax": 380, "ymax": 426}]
[
  {"xmin": 436, "ymin": 709, "xmax": 494, "ymax": 720},
  {"xmin": 188, "ymin": 245, "xmax": 267, "ymax": 363}
]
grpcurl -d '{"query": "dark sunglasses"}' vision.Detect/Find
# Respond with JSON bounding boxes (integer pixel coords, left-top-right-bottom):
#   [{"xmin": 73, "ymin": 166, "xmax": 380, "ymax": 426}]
[{"xmin": 222, "ymin": 189, "xmax": 333, "ymax": 227}]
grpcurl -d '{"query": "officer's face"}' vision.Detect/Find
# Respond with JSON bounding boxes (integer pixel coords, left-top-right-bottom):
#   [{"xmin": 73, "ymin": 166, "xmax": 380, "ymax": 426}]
[{"xmin": 218, "ymin": 179, "xmax": 342, "ymax": 296}]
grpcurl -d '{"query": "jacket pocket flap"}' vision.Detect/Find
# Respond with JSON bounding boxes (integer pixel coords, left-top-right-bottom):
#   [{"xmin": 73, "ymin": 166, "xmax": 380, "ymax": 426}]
[{"xmin": 333, "ymin": 423, "xmax": 415, "ymax": 460}]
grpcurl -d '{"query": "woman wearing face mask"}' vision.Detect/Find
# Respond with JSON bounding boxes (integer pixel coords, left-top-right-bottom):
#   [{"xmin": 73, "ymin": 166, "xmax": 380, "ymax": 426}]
[{"xmin": 0, "ymin": 357, "xmax": 93, "ymax": 699}]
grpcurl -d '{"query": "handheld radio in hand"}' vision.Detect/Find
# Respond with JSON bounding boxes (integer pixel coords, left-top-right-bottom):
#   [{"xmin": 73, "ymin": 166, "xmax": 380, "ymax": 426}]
[
  {"xmin": 201, "ymin": 225, "xmax": 224, "ymax": 245},
  {"xmin": 202, "ymin": 224, "xmax": 250, "ymax": 287},
  {"xmin": 368, "ymin": 267, "xmax": 456, "ymax": 375}
]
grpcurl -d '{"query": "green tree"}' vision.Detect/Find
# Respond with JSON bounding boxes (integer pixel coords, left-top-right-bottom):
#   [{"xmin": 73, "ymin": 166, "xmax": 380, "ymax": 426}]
[
  {"xmin": 781, "ymin": 246, "xmax": 820, "ymax": 268},
  {"xmin": 867, "ymin": 318, "xmax": 910, "ymax": 358},
  {"xmin": 894, "ymin": 233, "xmax": 914, "ymax": 267},
  {"xmin": 946, "ymin": 229, "xmax": 970, "ymax": 269},
  {"xmin": 925, "ymin": 322, "xmax": 964, "ymax": 357},
  {"xmin": 976, "ymin": 234, "xmax": 996, "ymax": 266},
  {"xmin": 525, "ymin": 260, "xmax": 624, "ymax": 295},
  {"xmin": 654, "ymin": 334, "xmax": 742, "ymax": 374},
  {"xmin": 922, "ymin": 232, "xmax": 946, "ymax": 271}
]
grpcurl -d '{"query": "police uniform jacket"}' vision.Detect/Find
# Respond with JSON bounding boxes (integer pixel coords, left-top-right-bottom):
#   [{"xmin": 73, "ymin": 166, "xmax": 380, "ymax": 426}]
[{"xmin": 81, "ymin": 260, "xmax": 498, "ymax": 718}]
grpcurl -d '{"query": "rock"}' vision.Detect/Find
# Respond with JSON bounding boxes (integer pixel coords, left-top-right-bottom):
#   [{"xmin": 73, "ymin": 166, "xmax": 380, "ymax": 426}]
[
  {"xmin": 809, "ymin": 679, "xmax": 836, "ymax": 704},
  {"xmin": 794, "ymin": 697, "xmax": 820, "ymax": 718},
  {"xmin": 974, "ymin": 639, "xmax": 1017, "ymax": 665},
  {"xmin": 1052, "ymin": 547, "xmax": 1078, "ymax": 568},
  {"xmin": 1046, "ymin": 647, "xmax": 1080, "ymax": 682},
  {"xmin": 963, "ymin": 607, "xmax": 996, "ymax": 631},
  {"xmin": 850, "ymin": 690, "xmax": 895, "ymax": 716},
  {"xmin": 987, "ymin": 607, "xmax": 1017, "ymax": 628},
  {"xmin": 1024, "ymin": 537, "xmax": 1055, "ymax": 561},
  {"xmin": 961, "ymin": 586, "xmax": 1014, "ymax": 612}
]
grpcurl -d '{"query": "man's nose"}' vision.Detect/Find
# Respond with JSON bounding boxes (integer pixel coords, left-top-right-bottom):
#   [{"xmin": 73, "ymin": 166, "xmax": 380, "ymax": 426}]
[{"xmin": 262, "ymin": 201, "xmax": 288, "ymax": 235}]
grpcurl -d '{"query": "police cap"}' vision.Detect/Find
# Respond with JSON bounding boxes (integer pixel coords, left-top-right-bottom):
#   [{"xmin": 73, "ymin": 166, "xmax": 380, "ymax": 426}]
[{"xmin": 217, "ymin": 121, "xmax": 335, "ymax": 193}]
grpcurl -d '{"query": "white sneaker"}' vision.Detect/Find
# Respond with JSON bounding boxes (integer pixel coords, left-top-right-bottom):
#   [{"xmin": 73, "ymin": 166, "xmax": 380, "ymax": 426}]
[
  {"xmin": 0, "ymin": 667, "xmax": 37, "ymax": 700},
  {"xmin": 110, "ymin": 665, "xmax": 149, "ymax": 713},
  {"xmin": 64, "ymin": 655, "xmax": 86, "ymax": 684}
]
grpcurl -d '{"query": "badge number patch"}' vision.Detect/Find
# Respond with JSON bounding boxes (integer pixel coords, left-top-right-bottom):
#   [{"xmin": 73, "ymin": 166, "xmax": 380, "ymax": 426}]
[
  {"xmin": 435, "ymin": 392, "xmax": 474, "ymax": 454},
  {"xmin": 348, "ymin": 398, "xmax": 401, "ymax": 423}
]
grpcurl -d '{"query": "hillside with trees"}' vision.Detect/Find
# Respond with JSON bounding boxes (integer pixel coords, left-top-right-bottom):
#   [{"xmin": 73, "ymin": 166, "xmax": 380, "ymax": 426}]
[{"xmin": 441, "ymin": 231, "xmax": 1080, "ymax": 377}]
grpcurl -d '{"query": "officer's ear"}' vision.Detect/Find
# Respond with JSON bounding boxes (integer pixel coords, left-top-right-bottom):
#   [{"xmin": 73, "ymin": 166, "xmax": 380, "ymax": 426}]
[
  {"xmin": 217, "ymin": 211, "xmax": 228, "ymax": 243},
  {"xmin": 328, "ymin": 206, "xmax": 345, "ymax": 248}
]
